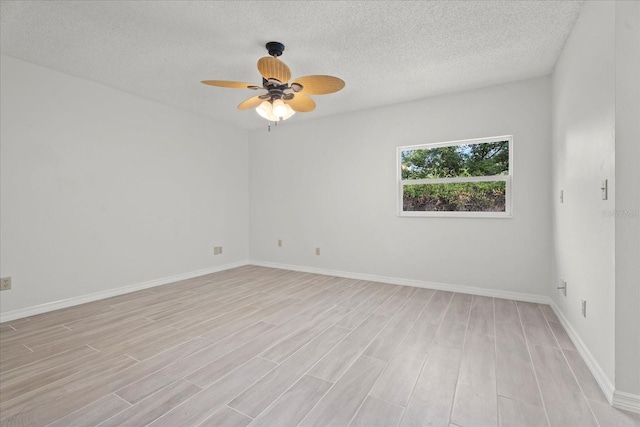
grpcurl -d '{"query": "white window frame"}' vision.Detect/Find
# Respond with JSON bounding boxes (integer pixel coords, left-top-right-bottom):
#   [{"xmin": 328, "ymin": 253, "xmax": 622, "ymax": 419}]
[{"xmin": 397, "ymin": 135, "xmax": 513, "ymax": 218}]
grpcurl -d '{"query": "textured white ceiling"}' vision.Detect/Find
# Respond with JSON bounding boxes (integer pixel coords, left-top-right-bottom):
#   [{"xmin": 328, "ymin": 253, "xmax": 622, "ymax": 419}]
[{"xmin": 1, "ymin": 1, "xmax": 583, "ymax": 130}]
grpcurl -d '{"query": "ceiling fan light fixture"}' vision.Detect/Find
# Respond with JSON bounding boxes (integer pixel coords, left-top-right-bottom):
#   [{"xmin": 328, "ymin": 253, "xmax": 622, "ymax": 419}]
[
  {"xmin": 256, "ymin": 100, "xmax": 295, "ymax": 122},
  {"xmin": 256, "ymin": 101, "xmax": 278, "ymax": 121}
]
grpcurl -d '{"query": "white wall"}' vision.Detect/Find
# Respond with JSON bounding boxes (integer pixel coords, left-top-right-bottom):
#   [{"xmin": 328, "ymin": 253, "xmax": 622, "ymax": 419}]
[
  {"xmin": 551, "ymin": 0, "xmax": 616, "ymax": 389},
  {"xmin": 250, "ymin": 77, "xmax": 553, "ymax": 297},
  {"xmin": 0, "ymin": 55, "xmax": 249, "ymax": 314},
  {"xmin": 614, "ymin": 0, "xmax": 640, "ymax": 397}
]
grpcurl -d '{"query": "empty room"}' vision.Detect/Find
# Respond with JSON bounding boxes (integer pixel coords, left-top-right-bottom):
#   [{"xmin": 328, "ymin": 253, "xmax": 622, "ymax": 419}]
[{"xmin": 0, "ymin": 1, "xmax": 638, "ymax": 426}]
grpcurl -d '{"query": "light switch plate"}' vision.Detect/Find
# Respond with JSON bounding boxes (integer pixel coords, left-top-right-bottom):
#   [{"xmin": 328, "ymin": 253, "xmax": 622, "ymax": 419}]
[
  {"xmin": 601, "ymin": 179, "xmax": 608, "ymax": 200},
  {"xmin": 558, "ymin": 279, "xmax": 567, "ymax": 297}
]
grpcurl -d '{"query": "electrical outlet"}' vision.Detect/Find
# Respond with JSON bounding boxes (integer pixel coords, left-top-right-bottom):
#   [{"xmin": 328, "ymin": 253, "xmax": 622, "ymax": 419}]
[
  {"xmin": 0, "ymin": 277, "xmax": 11, "ymax": 291},
  {"xmin": 315, "ymin": 247, "xmax": 320, "ymax": 256},
  {"xmin": 582, "ymin": 299, "xmax": 587, "ymax": 317},
  {"xmin": 213, "ymin": 246, "xmax": 223, "ymax": 255},
  {"xmin": 557, "ymin": 279, "xmax": 567, "ymax": 297},
  {"xmin": 278, "ymin": 239, "xmax": 282, "ymax": 247}
]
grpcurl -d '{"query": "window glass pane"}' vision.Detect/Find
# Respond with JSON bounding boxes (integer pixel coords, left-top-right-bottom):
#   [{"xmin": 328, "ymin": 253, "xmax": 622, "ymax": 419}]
[
  {"xmin": 401, "ymin": 140, "xmax": 509, "ymax": 179},
  {"xmin": 402, "ymin": 181, "xmax": 506, "ymax": 212}
]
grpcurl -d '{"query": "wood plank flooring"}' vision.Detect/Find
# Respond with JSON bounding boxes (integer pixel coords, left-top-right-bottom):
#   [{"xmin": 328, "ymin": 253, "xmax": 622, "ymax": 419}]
[{"xmin": 1, "ymin": 266, "xmax": 639, "ymax": 427}]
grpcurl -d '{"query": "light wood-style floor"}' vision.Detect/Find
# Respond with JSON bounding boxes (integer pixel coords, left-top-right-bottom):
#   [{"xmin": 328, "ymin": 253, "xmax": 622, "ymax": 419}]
[{"xmin": 1, "ymin": 266, "xmax": 639, "ymax": 427}]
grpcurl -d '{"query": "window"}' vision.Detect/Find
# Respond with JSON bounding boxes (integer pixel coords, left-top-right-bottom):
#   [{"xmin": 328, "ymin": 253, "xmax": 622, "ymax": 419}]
[{"xmin": 398, "ymin": 135, "xmax": 513, "ymax": 217}]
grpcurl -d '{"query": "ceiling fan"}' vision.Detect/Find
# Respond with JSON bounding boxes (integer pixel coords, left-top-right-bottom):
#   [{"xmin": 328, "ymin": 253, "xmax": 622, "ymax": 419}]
[{"xmin": 201, "ymin": 42, "xmax": 345, "ymax": 123}]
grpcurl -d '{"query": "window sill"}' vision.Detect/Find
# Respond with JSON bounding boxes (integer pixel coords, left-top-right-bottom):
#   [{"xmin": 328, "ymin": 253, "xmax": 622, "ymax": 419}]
[{"xmin": 398, "ymin": 211, "xmax": 513, "ymax": 219}]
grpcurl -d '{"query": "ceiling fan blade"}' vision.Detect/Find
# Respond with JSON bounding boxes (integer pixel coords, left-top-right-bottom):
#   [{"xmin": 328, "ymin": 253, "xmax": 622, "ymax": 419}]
[
  {"xmin": 291, "ymin": 75, "xmax": 345, "ymax": 95},
  {"xmin": 286, "ymin": 94, "xmax": 316, "ymax": 112},
  {"xmin": 257, "ymin": 56, "xmax": 291, "ymax": 84},
  {"xmin": 201, "ymin": 80, "xmax": 262, "ymax": 90},
  {"xmin": 238, "ymin": 95, "xmax": 265, "ymax": 110}
]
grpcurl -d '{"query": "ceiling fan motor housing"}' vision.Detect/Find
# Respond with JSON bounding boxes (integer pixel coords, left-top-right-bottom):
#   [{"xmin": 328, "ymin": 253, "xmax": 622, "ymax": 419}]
[
  {"xmin": 266, "ymin": 41, "xmax": 285, "ymax": 57},
  {"xmin": 261, "ymin": 78, "xmax": 290, "ymax": 101}
]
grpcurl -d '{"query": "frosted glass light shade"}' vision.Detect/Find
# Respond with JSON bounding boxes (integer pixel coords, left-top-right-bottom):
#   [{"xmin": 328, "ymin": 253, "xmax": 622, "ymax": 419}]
[
  {"xmin": 279, "ymin": 103, "xmax": 295, "ymax": 120},
  {"xmin": 272, "ymin": 99, "xmax": 288, "ymax": 117},
  {"xmin": 256, "ymin": 101, "xmax": 278, "ymax": 121}
]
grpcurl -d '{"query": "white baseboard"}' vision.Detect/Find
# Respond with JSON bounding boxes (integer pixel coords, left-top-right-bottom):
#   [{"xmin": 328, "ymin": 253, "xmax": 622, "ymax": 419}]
[
  {"xmin": 0, "ymin": 260, "xmax": 548, "ymax": 324},
  {"xmin": 249, "ymin": 260, "xmax": 551, "ymax": 304},
  {"xmin": 0, "ymin": 261, "xmax": 249, "ymax": 323},
  {"xmin": 549, "ymin": 302, "xmax": 640, "ymax": 414},
  {"xmin": 612, "ymin": 390, "xmax": 640, "ymax": 414},
  {"xmin": 548, "ymin": 301, "xmax": 617, "ymax": 404}
]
